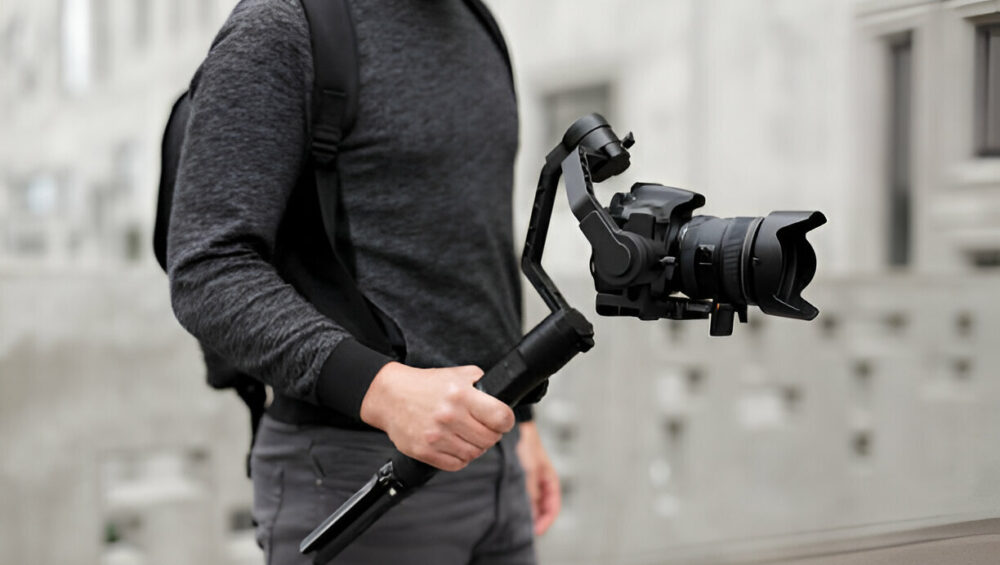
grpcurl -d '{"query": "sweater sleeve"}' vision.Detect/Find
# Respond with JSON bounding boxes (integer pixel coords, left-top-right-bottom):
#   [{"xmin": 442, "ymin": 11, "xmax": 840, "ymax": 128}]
[
  {"xmin": 514, "ymin": 405, "xmax": 533, "ymax": 423},
  {"xmin": 166, "ymin": 0, "xmax": 390, "ymax": 419}
]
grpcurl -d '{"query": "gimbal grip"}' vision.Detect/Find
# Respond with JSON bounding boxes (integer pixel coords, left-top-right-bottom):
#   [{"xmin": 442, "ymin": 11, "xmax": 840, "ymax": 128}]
[
  {"xmin": 475, "ymin": 308, "xmax": 593, "ymax": 403},
  {"xmin": 381, "ymin": 347, "xmax": 546, "ymax": 495},
  {"xmin": 385, "ymin": 308, "xmax": 594, "ymax": 489}
]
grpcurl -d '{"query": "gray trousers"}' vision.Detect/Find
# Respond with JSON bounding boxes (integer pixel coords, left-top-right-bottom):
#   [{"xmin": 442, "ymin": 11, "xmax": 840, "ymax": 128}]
[{"xmin": 250, "ymin": 414, "xmax": 537, "ymax": 565}]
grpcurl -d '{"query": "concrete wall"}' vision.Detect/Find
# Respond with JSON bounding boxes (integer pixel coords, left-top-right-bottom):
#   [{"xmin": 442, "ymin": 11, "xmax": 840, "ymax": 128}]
[
  {"xmin": 0, "ymin": 273, "xmax": 255, "ymax": 564},
  {"xmin": 523, "ymin": 275, "xmax": 1000, "ymax": 565}
]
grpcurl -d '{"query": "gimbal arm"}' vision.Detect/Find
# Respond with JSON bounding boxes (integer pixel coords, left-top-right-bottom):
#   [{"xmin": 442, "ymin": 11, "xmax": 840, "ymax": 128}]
[
  {"xmin": 300, "ymin": 115, "xmax": 631, "ymax": 564},
  {"xmin": 523, "ymin": 114, "xmax": 637, "ymax": 310}
]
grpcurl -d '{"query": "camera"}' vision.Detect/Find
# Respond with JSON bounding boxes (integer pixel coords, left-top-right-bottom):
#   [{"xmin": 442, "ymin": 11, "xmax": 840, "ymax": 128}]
[{"xmin": 554, "ymin": 114, "xmax": 827, "ymax": 335}]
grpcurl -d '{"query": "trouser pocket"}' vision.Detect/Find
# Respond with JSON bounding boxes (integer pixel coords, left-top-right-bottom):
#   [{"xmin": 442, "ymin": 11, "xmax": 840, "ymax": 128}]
[{"xmin": 308, "ymin": 430, "xmax": 396, "ymax": 513}]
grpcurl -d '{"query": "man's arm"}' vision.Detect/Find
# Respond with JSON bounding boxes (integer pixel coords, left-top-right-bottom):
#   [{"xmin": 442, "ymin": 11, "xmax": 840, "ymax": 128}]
[
  {"xmin": 167, "ymin": 2, "xmax": 514, "ymax": 470},
  {"xmin": 168, "ymin": 2, "xmax": 388, "ymax": 416},
  {"xmin": 516, "ymin": 421, "xmax": 562, "ymax": 535}
]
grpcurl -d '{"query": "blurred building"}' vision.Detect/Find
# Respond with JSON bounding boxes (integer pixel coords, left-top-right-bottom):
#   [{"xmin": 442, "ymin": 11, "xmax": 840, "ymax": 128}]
[
  {"xmin": 1, "ymin": 1, "xmax": 999, "ymax": 564},
  {"xmin": 491, "ymin": 0, "xmax": 1000, "ymax": 563},
  {"xmin": 0, "ymin": 2, "xmax": 257, "ymax": 565}
]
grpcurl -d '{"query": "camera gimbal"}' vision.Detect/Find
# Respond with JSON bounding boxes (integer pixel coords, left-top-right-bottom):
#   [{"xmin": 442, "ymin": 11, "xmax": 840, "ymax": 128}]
[{"xmin": 300, "ymin": 115, "xmax": 826, "ymax": 563}]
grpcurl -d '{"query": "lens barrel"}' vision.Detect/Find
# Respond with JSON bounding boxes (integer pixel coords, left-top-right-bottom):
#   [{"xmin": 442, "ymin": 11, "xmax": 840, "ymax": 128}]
[{"xmin": 678, "ymin": 211, "xmax": 826, "ymax": 320}]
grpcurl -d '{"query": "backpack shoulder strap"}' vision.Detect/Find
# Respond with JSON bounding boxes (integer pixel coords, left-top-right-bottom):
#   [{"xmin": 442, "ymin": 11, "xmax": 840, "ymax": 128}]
[
  {"xmin": 464, "ymin": 0, "xmax": 515, "ymax": 91},
  {"xmin": 299, "ymin": 0, "xmax": 359, "ymax": 165},
  {"xmin": 297, "ymin": 0, "xmax": 395, "ymax": 355},
  {"xmin": 154, "ymin": 92, "xmax": 192, "ymax": 271}
]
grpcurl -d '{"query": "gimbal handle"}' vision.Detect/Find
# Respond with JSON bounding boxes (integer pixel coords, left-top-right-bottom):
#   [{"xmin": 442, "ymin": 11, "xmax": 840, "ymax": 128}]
[{"xmin": 301, "ymin": 114, "xmax": 631, "ymax": 563}]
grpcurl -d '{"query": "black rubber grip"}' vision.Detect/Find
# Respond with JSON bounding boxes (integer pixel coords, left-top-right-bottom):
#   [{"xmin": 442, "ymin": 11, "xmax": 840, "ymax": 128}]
[{"xmin": 474, "ymin": 348, "xmax": 530, "ymax": 402}]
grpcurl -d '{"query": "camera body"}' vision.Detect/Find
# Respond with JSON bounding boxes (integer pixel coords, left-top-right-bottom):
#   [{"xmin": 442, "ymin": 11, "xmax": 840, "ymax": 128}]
[{"xmin": 595, "ymin": 183, "xmax": 826, "ymax": 334}]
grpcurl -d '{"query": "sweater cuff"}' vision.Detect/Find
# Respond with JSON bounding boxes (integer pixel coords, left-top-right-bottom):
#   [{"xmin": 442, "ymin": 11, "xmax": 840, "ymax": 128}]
[
  {"xmin": 514, "ymin": 405, "xmax": 534, "ymax": 423},
  {"xmin": 315, "ymin": 339, "xmax": 393, "ymax": 420}
]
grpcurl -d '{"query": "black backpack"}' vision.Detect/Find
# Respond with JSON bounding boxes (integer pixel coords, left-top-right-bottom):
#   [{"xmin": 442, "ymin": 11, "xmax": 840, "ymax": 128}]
[{"xmin": 154, "ymin": 0, "xmax": 514, "ymax": 475}]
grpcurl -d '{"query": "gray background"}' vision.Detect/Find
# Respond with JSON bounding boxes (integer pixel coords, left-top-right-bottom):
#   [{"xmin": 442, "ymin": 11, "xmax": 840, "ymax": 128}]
[{"xmin": 2, "ymin": 0, "xmax": 1000, "ymax": 564}]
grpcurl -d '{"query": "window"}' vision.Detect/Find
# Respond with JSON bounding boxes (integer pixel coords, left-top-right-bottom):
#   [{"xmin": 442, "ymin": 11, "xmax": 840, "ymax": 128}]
[
  {"xmin": 975, "ymin": 24, "xmax": 1000, "ymax": 156},
  {"xmin": 134, "ymin": 0, "xmax": 151, "ymax": 48},
  {"xmin": 9, "ymin": 231, "xmax": 47, "ymax": 256},
  {"xmin": 199, "ymin": 0, "xmax": 218, "ymax": 29},
  {"xmin": 1, "ymin": 16, "xmax": 38, "ymax": 96},
  {"xmin": 112, "ymin": 141, "xmax": 142, "ymax": 196},
  {"xmin": 886, "ymin": 34, "xmax": 912, "ymax": 267},
  {"xmin": 21, "ymin": 174, "xmax": 60, "ymax": 217},
  {"xmin": 121, "ymin": 225, "xmax": 143, "ymax": 263},
  {"xmin": 3, "ymin": 173, "xmax": 71, "ymax": 260},
  {"xmin": 170, "ymin": 0, "xmax": 185, "ymax": 37},
  {"xmin": 92, "ymin": 0, "xmax": 110, "ymax": 81},
  {"xmin": 229, "ymin": 508, "xmax": 255, "ymax": 533},
  {"xmin": 1, "ymin": 17, "xmax": 24, "ymax": 65},
  {"xmin": 969, "ymin": 249, "xmax": 1000, "ymax": 269},
  {"xmin": 60, "ymin": 0, "xmax": 92, "ymax": 93}
]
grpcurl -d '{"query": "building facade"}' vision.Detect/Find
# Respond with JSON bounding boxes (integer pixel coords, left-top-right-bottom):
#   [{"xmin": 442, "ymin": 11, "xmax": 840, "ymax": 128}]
[
  {"xmin": 1, "ymin": 0, "xmax": 999, "ymax": 564},
  {"xmin": 489, "ymin": 0, "xmax": 1000, "ymax": 562}
]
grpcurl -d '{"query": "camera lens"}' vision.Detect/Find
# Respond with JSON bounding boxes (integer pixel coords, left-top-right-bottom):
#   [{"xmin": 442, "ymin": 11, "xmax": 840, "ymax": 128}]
[{"xmin": 677, "ymin": 211, "xmax": 826, "ymax": 320}]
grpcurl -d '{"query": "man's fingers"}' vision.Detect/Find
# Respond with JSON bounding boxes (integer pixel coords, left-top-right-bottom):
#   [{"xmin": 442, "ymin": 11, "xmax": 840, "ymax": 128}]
[
  {"xmin": 467, "ymin": 391, "xmax": 515, "ymax": 434},
  {"xmin": 423, "ymin": 422, "xmax": 489, "ymax": 463},
  {"xmin": 444, "ymin": 435, "xmax": 488, "ymax": 465},
  {"xmin": 445, "ymin": 364, "xmax": 513, "ymax": 434},
  {"xmin": 430, "ymin": 453, "xmax": 468, "ymax": 473},
  {"xmin": 534, "ymin": 471, "xmax": 561, "ymax": 535},
  {"xmin": 410, "ymin": 432, "xmax": 489, "ymax": 472},
  {"xmin": 526, "ymin": 470, "xmax": 541, "ymax": 522},
  {"xmin": 455, "ymin": 418, "xmax": 504, "ymax": 451},
  {"xmin": 408, "ymin": 446, "xmax": 467, "ymax": 473}
]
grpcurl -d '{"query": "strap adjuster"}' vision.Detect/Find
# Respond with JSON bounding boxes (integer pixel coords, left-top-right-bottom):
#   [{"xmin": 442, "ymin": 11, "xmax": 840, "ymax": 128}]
[
  {"xmin": 311, "ymin": 89, "xmax": 348, "ymax": 167},
  {"xmin": 311, "ymin": 125, "xmax": 342, "ymax": 166}
]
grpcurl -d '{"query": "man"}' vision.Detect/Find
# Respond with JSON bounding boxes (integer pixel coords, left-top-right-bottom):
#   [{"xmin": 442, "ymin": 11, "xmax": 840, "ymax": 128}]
[{"xmin": 167, "ymin": 0, "xmax": 559, "ymax": 563}]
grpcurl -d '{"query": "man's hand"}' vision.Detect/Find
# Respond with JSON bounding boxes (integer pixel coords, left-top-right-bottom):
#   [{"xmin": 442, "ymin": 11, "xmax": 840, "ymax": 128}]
[
  {"xmin": 360, "ymin": 362, "xmax": 515, "ymax": 472},
  {"xmin": 516, "ymin": 421, "xmax": 561, "ymax": 535}
]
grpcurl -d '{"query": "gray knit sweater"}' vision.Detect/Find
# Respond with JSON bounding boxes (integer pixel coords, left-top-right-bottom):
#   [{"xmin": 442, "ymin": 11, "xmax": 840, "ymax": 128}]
[{"xmin": 167, "ymin": 0, "xmax": 523, "ymax": 422}]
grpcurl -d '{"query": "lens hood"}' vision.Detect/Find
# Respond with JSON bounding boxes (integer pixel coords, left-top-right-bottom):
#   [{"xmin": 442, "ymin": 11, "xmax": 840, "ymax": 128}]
[{"xmin": 750, "ymin": 211, "xmax": 827, "ymax": 320}]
